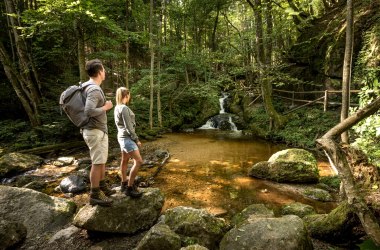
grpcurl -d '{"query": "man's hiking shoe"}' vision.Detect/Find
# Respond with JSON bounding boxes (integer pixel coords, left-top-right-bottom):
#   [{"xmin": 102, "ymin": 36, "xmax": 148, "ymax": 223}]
[
  {"xmin": 90, "ymin": 188, "xmax": 113, "ymax": 207},
  {"xmin": 99, "ymin": 180, "xmax": 116, "ymax": 196},
  {"xmin": 125, "ymin": 186, "xmax": 143, "ymax": 198}
]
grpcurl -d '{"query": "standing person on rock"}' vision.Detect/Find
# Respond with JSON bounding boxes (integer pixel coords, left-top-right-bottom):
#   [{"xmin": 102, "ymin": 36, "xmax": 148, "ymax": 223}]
[
  {"xmin": 82, "ymin": 59, "xmax": 116, "ymax": 206},
  {"xmin": 114, "ymin": 87, "xmax": 143, "ymax": 198}
]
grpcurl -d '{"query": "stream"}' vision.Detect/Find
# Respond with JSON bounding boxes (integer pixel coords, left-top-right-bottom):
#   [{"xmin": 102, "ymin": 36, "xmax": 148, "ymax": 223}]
[{"xmin": 147, "ymin": 130, "xmax": 337, "ymax": 219}]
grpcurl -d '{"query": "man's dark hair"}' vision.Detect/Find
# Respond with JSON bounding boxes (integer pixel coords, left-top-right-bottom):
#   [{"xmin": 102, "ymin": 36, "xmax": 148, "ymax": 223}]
[{"xmin": 85, "ymin": 59, "xmax": 103, "ymax": 77}]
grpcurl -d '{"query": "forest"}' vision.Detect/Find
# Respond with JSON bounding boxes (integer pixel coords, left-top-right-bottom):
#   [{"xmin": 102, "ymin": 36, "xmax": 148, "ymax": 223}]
[
  {"xmin": 1, "ymin": 0, "xmax": 380, "ymax": 248},
  {"xmin": 0, "ymin": 0, "xmax": 379, "ymax": 157}
]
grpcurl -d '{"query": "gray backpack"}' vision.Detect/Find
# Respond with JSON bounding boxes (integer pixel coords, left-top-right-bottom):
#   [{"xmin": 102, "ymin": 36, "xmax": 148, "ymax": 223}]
[{"xmin": 59, "ymin": 82, "xmax": 95, "ymax": 127}]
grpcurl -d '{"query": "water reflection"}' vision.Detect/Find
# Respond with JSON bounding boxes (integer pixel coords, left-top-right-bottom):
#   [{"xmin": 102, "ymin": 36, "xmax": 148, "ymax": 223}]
[{"xmin": 151, "ymin": 130, "xmax": 337, "ymax": 218}]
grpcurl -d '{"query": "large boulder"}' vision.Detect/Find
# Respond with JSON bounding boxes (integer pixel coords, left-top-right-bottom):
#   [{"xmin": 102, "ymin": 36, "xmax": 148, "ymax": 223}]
[
  {"xmin": 0, "ymin": 219, "xmax": 27, "ymax": 249},
  {"xmin": 0, "ymin": 152, "xmax": 43, "ymax": 178},
  {"xmin": 162, "ymin": 206, "xmax": 230, "ymax": 250},
  {"xmin": 220, "ymin": 215, "xmax": 313, "ymax": 250},
  {"xmin": 249, "ymin": 148, "xmax": 319, "ymax": 183},
  {"xmin": 0, "ymin": 186, "xmax": 76, "ymax": 240},
  {"xmin": 136, "ymin": 223, "xmax": 181, "ymax": 250},
  {"xmin": 73, "ymin": 188, "xmax": 164, "ymax": 233},
  {"xmin": 231, "ymin": 204, "xmax": 274, "ymax": 226}
]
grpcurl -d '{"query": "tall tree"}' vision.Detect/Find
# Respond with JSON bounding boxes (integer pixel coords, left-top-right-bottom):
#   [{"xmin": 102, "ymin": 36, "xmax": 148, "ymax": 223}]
[
  {"xmin": 1, "ymin": 0, "xmax": 42, "ymax": 126},
  {"xmin": 340, "ymin": 0, "xmax": 354, "ymax": 143},
  {"xmin": 246, "ymin": 0, "xmax": 284, "ymax": 129},
  {"xmin": 125, "ymin": 0, "xmax": 131, "ymax": 89},
  {"xmin": 149, "ymin": 0, "xmax": 155, "ymax": 129},
  {"xmin": 157, "ymin": 0, "xmax": 165, "ymax": 128},
  {"xmin": 74, "ymin": 18, "xmax": 87, "ymax": 82}
]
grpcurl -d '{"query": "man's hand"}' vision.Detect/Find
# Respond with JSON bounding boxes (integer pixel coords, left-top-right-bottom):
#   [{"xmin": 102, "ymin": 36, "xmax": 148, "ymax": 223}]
[{"xmin": 103, "ymin": 100, "xmax": 113, "ymax": 111}]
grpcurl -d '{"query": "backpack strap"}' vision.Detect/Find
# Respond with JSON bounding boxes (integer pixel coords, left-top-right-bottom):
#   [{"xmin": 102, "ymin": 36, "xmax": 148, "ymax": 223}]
[{"xmin": 80, "ymin": 81, "xmax": 106, "ymax": 104}]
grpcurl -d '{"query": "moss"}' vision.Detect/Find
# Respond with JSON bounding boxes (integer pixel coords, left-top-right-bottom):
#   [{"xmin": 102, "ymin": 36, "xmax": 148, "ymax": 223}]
[{"xmin": 303, "ymin": 202, "xmax": 358, "ymax": 243}]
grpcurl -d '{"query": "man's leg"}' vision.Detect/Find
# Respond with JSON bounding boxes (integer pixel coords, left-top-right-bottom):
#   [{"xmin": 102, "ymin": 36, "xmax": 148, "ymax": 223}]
[
  {"xmin": 99, "ymin": 164, "xmax": 116, "ymax": 196},
  {"xmin": 90, "ymin": 164, "xmax": 103, "ymax": 188},
  {"xmin": 90, "ymin": 164, "xmax": 113, "ymax": 206}
]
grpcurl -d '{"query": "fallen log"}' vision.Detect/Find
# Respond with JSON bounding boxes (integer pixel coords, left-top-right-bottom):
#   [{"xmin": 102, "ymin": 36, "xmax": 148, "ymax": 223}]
[
  {"xmin": 316, "ymin": 96, "xmax": 380, "ymax": 246},
  {"xmin": 17, "ymin": 141, "xmax": 86, "ymax": 155}
]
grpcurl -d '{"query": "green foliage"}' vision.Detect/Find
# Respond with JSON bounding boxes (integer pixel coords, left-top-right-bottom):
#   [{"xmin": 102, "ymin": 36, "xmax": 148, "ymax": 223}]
[
  {"xmin": 357, "ymin": 239, "xmax": 380, "ymax": 250},
  {"xmin": 273, "ymin": 108, "xmax": 339, "ymax": 148},
  {"xmin": 0, "ymin": 120, "xmax": 29, "ymax": 142},
  {"xmin": 353, "ymin": 12, "xmax": 380, "ymax": 87},
  {"xmin": 351, "ymin": 84, "xmax": 380, "ymax": 167},
  {"xmin": 319, "ymin": 176, "xmax": 341, "ymax": 190}
]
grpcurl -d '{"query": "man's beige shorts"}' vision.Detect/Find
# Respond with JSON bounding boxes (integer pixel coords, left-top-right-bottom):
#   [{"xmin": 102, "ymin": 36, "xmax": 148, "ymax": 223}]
[{"xmin": 82, "ymin": 129, "xmax": 108, "ymax": 165}]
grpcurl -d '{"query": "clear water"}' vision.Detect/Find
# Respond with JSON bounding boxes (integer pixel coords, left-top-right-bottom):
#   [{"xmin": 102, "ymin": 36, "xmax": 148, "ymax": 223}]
[{"xmin": 151, "ymin": 130, "xmax": 337, "ymax": 219}]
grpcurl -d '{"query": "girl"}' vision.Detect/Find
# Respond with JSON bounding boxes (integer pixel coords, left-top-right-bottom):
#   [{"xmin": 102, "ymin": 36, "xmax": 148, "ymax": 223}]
[{"xmin": 114, "ymin": 87, "xmax": 143, "ymax": 198}]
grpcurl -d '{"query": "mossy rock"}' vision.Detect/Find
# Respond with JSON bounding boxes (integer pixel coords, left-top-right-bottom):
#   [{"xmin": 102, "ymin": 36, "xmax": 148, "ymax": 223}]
[
  {"xmin": 303, "ymin": 201, "xmax": 359, "ymax": 243},
  {"xmin": 281, "ymin": 202, "xmax": 316, "ymax": 218},
  {"xmin": 249, "ymin": 149, "xmax": 319, "ymax": 183}
]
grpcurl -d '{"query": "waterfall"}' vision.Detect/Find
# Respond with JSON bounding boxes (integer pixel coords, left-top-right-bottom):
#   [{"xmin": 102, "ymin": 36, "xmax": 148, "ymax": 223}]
[
  {"xmin": 219, "ymin": 92, "xmax": 227, "ymax": 114},
  {"xmin": 199, "ymin": 92, "xmax": 239, "ymax": 131}
]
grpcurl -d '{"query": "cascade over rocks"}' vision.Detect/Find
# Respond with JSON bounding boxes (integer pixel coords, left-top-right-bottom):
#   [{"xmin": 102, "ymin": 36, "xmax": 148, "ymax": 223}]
[
  {"xmin": 0, "ymin": 152, "xmax": 43, "ymax": 178},
  {"xmin": 0, "ymin": 186, "xmax": 76, "ymax": 241},
  {"xmin": 73, "ymin": 188, "xmax": 164, "ymax": 233},
  {"xmin": 248, "ymin": 148, "xmax": 319, "ymax": 183}
]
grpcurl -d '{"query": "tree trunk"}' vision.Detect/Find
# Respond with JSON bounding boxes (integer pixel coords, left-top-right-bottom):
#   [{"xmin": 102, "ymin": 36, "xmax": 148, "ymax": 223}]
[
  {"xmin": 264, "ymin": 0, "xmax": 273, "ymax": 65},
  {"xmin": 157, "ymin": 2, "xmax": 163, "ymax": 128},
  {"xmin": 340, "ymin": 0, "xmax": 354, "ymax": 143},
  {"xmin": 211, "ymin": 7, "xmax": 220, "ymax": 51},
  {"xmin": 0, "ymin": 42, "xmax": 40, "ymax": 126},
  {"xmin": 125, "ymin": 0, "xmax": 130, "ymax": 89},
  {"xmin": 247, "ymin": 0, "xmax": 285, "ymax": 129},
  {"xmin": 316, "ymin": 96, "xmax": 380, "ymax": 246},
  {"xmin": 149, "ymin": 0, "xmax": 155, "ymax": 129},
  {"xmin": 2, "ymin": 0, "xmax": 41, "ymax": 126},
  {"xmin": 74, "ymin": 19, "xmax": 87, "ymax": 83}
]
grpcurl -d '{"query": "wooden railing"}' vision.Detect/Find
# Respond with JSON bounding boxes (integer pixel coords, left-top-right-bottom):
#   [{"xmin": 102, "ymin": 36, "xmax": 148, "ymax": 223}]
[
  {"xmin": 271, "ymin": 89, "xmax": 360, "ymax": 114},
  {"xmin": 250, "ymin": 88, "xmax": 360, "ymax": 114}
]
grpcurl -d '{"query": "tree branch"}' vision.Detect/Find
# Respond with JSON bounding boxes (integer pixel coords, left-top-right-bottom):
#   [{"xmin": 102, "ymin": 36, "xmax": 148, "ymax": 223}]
[{"xmin": 322, "ymin": 96, "xmax": 380, "ymax": 139}]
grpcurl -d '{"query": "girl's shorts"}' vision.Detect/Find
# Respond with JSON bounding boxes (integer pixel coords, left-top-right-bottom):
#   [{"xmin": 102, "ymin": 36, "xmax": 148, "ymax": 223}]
[{"xmin": 118, "ymin": 137, "xmax": 138, "ymax": 153}]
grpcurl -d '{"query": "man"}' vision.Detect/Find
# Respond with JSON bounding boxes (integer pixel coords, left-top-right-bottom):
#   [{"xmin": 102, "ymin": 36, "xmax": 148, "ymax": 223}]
[{"xmin": 82, "ymin": 59, "xmax": 115, "ymax": 206}]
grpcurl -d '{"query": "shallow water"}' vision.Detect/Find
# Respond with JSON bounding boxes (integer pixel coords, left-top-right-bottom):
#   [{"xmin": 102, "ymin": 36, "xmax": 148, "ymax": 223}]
[{"xmin": 150, "ymin": 130, "xmax": 337, "ymax": 218}]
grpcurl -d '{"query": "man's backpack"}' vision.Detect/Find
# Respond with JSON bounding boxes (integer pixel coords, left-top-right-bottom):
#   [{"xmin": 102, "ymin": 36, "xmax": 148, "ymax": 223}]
[{"xmin": 59, "ymin": 82, "xmax": 95, "ymax": 127}]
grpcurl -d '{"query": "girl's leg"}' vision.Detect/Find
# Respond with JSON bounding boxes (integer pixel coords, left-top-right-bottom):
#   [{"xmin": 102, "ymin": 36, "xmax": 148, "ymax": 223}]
[
  {"xmin": 120, "ymin": 151, "xmax": 130, "ymax": 183},
  {"xmin": 127, "ymin": 149, "xmax": 143, "ymax": 187}
]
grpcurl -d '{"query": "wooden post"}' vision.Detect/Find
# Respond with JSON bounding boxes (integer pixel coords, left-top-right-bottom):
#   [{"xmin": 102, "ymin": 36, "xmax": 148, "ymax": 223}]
[
  {"xmin": 269, "ymin": 117, "xmax": 273, "ymax": 131},
  {"xmin": 324, "ymin": 90, "xmax": 329, "ymax": 112},
  {"xmin": 291, "ymin": 91, "xmax": 295, "ymax": 107}
]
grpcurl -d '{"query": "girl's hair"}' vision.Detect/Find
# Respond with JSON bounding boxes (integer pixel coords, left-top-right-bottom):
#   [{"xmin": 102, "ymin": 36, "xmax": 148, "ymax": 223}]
[{"xmin": 115, "ymin": 87, "xmax": 130, "ymax": 105}]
